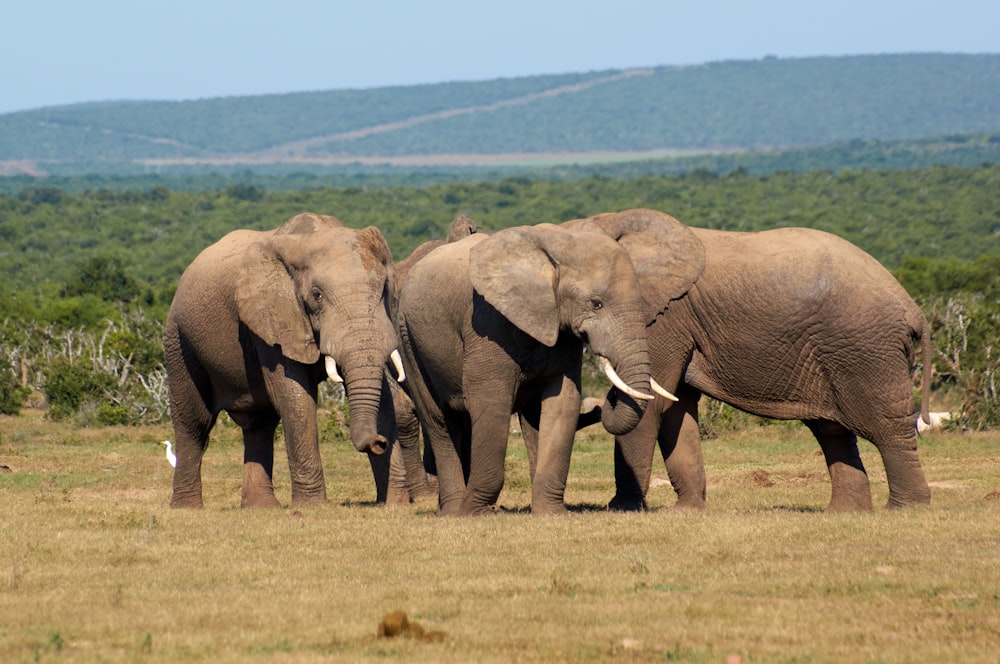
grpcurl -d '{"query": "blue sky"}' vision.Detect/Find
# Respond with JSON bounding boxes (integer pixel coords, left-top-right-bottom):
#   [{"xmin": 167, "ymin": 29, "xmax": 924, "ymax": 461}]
[{"xmin": 2, "ymin": 0, "xmax": 997, "ymax": 114}]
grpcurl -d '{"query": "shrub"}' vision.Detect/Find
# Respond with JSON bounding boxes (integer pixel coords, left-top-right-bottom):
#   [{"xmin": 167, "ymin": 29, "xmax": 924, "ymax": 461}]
[
  {"xmin": 42, "ymin": 358, "xmax": 116, "ymax": 421},
  {"xmin": 923, "ymin": 294, "xmax": 1000, "ymax": 431},
  {"xmin": 95, "ymin": 402, "xmax": 132, "ymax": 426}
]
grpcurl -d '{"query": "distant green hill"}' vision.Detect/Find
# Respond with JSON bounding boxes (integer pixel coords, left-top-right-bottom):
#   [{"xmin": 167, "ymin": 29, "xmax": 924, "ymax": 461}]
[{"xmin": 1, "ymin": 53, "xmax": 997, "ymax": 176}]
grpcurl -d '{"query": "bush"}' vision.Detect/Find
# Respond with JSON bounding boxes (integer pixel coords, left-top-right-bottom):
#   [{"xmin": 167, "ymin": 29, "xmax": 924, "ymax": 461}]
[
  {"xmin": 923, "ymin": 294, "xmax": 1000, "ymax": 431},
  {"xmin": 42, "ymin": 358, "xmax": 116, "ymax": 421},
  {"xmin": 95, "ymin": 402, "xmax": 132, "ymax": 426}
]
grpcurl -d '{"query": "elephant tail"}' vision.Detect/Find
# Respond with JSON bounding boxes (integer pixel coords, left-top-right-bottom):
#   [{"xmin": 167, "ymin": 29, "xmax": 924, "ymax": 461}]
[{"xmin": 918, "ymin": 316, "xmax": 932, "ymax": 426}]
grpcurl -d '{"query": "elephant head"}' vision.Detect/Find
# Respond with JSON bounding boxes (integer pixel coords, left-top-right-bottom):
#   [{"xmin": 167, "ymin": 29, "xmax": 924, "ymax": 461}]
[
  {"xmin": 567, "ymin": 209, "xmax": 707, "ymax": 322},
  {"xmin": 469, "ymin": 223, "xmax": 663, "ymax": 435},
  {"xmin": 234, "ymin": 224, "xmax": 401, "ymax": 455}
]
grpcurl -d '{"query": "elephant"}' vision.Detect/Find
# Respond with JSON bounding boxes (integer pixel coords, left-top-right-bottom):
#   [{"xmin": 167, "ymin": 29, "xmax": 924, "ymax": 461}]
[
  {"xmin": 164, "ymin": 212, "xmax": 407, "ymax": 508},
  {"xmin": 396, "ymin": 222, "xmax": 676, "ymax": 516},
  {"xmin": 566, "ymin": 208, "xmax": 932, "ymax": 512}
]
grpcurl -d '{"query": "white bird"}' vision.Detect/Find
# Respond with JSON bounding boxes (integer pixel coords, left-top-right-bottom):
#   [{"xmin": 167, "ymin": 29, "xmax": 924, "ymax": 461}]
[{"xmin": 161, "ymin": 440, "xmax": 177, "ymax": 468}]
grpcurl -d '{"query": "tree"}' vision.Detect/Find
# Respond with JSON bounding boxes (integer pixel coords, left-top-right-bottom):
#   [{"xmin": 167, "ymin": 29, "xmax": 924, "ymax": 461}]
[{"xmin": 60, "ymin": 256, "xmax": 140, "ymax": 303}]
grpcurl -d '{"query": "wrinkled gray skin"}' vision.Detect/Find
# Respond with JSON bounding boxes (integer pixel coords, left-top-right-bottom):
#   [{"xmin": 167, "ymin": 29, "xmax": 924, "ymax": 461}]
[
  {"xmin": 397, "ymin": 222, "xmax": 667, "ymax": 516},
  {"xmin": 571, "ymin": 209, "xmax": 932, "ymax": 512},
  {"xmin": 386, "ymin": 215, "xmax": 480, "ymax": 505},
  {"xmin": 164, "ymin": 213, "xmax": 402, "ymax": 508}
]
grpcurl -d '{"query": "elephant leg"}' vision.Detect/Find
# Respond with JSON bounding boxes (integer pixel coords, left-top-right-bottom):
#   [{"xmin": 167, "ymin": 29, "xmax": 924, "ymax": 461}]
[
  {"xmin": 404, "ymin": 370, "xmax": 465, "ymax": 515},
  {"xmin": 517, "ymin": 402, "xmax": 542, "ymax": 482},
  {"xmin": 368, "ymin": 447, "xmax": 391, "ymax": 504},
  {"xmin": 804, "ymin": 420, "xmax": 873, "ymax": 512},
  {"xmin": 460, "ymin": 396, "xmax": 514, "ymax": 516},
  {"xmin": 660, "ymin": 389, "xmax": 707, "ymax": 510},
  {"xmin": 236, "ymin": 410, "xmax": 282, "ymax": 509},
  {"xmin": 865, "ymin": 417, "xmax": 931, "ymax": 509},
  {"xmin": 167, "ymin": 369, "xmax": 215, "ymax": 509},
  {"xmin": 169, "ymin": 411, "xmax": 215, "ymax": 509},
  {"xmin": 432, "ymin": 408, "xmax": 470, "ymax": 516},
  {"xmin": 260, "ymin": 357, "xmax": 327, "ymax": 507},
  {"xmin": 608, "ymin": 399, "xmax": 665, "ymax": 512},
  {"xmin": 388, "ymin": 386, "xmax": 435, "ymax": 504},
  {"xmin": 386, "ymin": 441, "xmax": 410, "ymax": 506},
  {"xmin": 530, "ymin": 373, "xmax": 581, "ymax": 515}
]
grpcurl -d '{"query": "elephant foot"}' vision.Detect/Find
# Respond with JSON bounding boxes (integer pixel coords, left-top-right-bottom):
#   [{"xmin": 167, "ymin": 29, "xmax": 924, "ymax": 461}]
[
  {"xmin": 826, "ymin": 490, "xmax": 874, "ymax": 512},
  {"xmin": 884, "ymin": 489, "xmax": 931, "ymax": 510},
  {"xmin": 288, "ymin": 492, "xmax": 327, "ymax": 509},
  {"xmin": 436, "ymin": 500, "xmax": 465, "ymax": 517},
  {"xmin": 607, "ymin": 494, "xmax": 647, "ymax": 512},
  {"xmin": 170, "ymin": 495, "xmax": 204, "ymax": 509},
  {"xmin": 530, "ymin": 502, "xmax": 569, "ymax": 516},
  {"xmin": 825, "ymin": 459, "xmax": 874, "ymax": 512},
  {"xmin": 670, "ymin": 497, "xmax": 707, "ymax": 511},
  {"xmin": 242, "ymin": 496, "xmax": 282, "ymax": 509},
  {"xmin": 386, "ymin": 478, "xmax": 439, "ymax": 507},
  {"xmin": 385, "ymin": 487, "xmax": 412, "ymax": 506},
  {"xmin": 459, "ymin": 503, "xmax": 499, "ymax": 517}
]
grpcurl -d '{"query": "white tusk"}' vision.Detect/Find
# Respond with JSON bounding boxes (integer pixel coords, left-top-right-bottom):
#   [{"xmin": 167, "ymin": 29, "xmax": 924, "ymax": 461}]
[
  {"xmin": 650, "ymin": 378, "xmax": 679, "ymax": 402},
  {"xmin": 599, "ymin": 356, "xmax": 654, "ymax": 401},
  {"xmin": 390, "ymin": 349, "xmax": 406, "ymax": 383},
  {"xmin": 325, "ymin": 356, "xmax": 344, "ymax": 383}
]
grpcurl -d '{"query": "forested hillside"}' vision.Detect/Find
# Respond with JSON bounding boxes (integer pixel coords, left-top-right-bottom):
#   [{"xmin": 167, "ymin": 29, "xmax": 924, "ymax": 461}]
[{"xmin": 1, "ymin": 54, "xmax": 997, "ymax": 176}]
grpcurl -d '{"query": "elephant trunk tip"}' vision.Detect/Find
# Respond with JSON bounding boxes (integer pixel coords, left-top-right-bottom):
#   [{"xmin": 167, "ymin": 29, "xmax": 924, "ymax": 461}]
[{"xmin": 355, "ymin": 433, "xmax": 388, "ymax": 456}]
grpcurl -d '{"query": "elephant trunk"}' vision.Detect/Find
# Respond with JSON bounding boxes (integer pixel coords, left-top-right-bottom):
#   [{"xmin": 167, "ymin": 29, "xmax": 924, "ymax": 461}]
[
  {"xmin": 341, "ymin": 364, "xmax": 390, "ymax": 455},
  {"xmin": 324, "ymin": 291, "xmax": 401, "ymax": 456},
  {"xmin": 597, "ymin": 336, "xmax": 652, "ymax": 437}
]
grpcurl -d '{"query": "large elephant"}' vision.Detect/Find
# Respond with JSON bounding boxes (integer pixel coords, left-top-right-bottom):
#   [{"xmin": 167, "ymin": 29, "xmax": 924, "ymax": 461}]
[
  {"xmin": 569, "ymin": 208, "xmax": 932, "ymax": 512},
  {"xmin": 396, "ymin": 222, "xmax": 675, "ymax": 516},
  {"xmin": 164, "ymin": 212, "xmax": 406, "ymax": 508}
]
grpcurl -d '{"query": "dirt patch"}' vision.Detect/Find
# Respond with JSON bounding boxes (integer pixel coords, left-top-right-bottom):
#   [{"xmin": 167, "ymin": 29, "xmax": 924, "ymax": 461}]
[{"xmin": 751, "ymin": 469, "xmax": 775, "ymax": 487}]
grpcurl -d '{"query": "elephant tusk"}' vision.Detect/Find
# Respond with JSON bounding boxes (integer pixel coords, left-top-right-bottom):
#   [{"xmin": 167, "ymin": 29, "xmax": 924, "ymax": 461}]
[
  {"xmin": 325, "ymin": 356, "xmax": 344, "ymax": 384},
  {"xmin": 599, "ymin": 356, "xmax": 654, "ymax": 401},
  {"xmin": 650, "ymin": 378, "xmax": 679, "ymax": 402},
  {"xmin": 390, "ymin": 349, "xmax": 406, "ymax": 383}
]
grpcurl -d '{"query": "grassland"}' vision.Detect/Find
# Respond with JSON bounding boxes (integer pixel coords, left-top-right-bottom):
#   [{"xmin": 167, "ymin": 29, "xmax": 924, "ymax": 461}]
[{"xmin": 1, "ymin": 410, "xmax": 998, "ymax": 663}]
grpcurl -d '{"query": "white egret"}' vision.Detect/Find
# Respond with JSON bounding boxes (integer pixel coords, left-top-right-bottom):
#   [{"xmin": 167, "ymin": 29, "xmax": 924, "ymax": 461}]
[{"xmin": 161, "ymin": 440, "xmax": 177, "ymax": 468}]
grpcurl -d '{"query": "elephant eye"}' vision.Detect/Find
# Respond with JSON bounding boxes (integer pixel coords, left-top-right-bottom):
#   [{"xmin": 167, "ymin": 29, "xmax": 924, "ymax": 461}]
[
  {"xmin": 311, "ymin": 287, "xmax": 323, "ymax": 302},
  {"xmin": 590, "ymin": 298, "xmax": 604, "ymax": 311}
]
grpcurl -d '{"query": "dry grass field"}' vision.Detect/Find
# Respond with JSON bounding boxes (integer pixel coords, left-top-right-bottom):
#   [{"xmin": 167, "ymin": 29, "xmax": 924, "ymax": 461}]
[{"xmin": 1, "ymin": 409, "xmax": 998, "ymax": 663}]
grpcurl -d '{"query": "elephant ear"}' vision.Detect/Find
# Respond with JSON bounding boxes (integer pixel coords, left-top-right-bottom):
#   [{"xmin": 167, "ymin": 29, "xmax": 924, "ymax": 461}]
[
  {"xmin": 571, "ymin": 209, "xmax": 706, "ymax": 319},
  {"xmin": 357, "ymin": 225, "xmax": 398, "ymax": 321},
  {"xmin": 445, "ymin": 214, "xmax": 480, "ymax": 242},
  {"xmin": 235, "ymin": 237, "xmax": 320, "ymax": 365},
  {"xmin": 469, "ymin": 226, "xmax": 560, "ymax": 347}
]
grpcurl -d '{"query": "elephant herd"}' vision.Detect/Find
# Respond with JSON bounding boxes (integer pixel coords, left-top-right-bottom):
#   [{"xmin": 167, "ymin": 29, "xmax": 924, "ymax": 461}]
[{"xmin": 163, "ymin": 208, "xmax": 933, "ymax": 515}]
